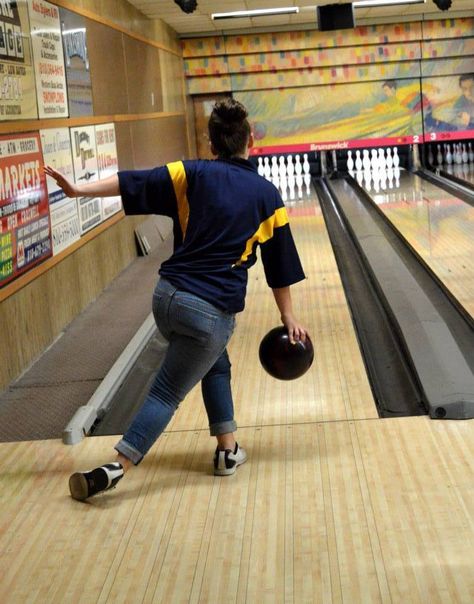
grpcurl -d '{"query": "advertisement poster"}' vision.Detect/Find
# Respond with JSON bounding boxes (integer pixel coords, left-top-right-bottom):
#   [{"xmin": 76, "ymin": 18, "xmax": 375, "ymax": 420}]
[
  {"xmin": 95, "ymin": 123, "xmax": 121, "ymax": 219},
  {"xmin": 70, "ymin": 125, "xmax": 101, "ymax": 234},
  {"xmin": 59, "ymin": 7, "xmax": 92, "ymax": 117},
  {"xmin": 0, "ymin": 0, "xmax": 38, "ymax": 120},
  {"xmin": 28, "ymin": 0, "xmax": 68, "ymax": 118},
  {"xmin": 0, "ymin": 132, "xmax": 52, "ymax": 287},
  {"xmin": 238, "ymin": 79, "xmax": 424, "ymax": 154},
  {"xmin": 40, "ymin": 127, "xmax": 80, "ymax": 255}
]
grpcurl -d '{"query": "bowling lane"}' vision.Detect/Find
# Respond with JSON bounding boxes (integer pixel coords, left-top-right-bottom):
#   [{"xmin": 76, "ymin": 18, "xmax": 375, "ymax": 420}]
[
  {"xmin": 163, "ymin": 189, "xmax": 378, "ymax": 434},
  {"xmin": 359, "ymin": 168, "xmax": 474, "ymax": 319},
  {"xmin": 444, "ymin": 162, "xmax": 474, "ymax": 186}
]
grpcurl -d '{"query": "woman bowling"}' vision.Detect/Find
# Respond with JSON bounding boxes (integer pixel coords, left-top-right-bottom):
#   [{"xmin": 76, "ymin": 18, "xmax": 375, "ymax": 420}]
[{"xmin": 45, "ymin": 98, "xmax": 309, "ymax": 501}]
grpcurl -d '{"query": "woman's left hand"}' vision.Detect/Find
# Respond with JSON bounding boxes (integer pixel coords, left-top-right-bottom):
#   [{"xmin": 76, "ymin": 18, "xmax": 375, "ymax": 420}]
[{"xmin": 281, "ymin": 313, "xmax": 309, "ymax": 344}]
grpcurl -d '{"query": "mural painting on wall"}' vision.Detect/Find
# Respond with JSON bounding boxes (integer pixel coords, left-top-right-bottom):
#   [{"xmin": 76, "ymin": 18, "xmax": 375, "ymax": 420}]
[
  {"xmin": 0, "ymin": 132, "xmax": 52, "ymax": 287},
  {"xmin": 95, "ymin": 123, "xmax": 121, "ymax": 220},
  {"xmin": 237, "ymin": 79, "xmax": 424, "ymax": 155},
  {"xmin": 59, "ymin": 7, "xmax": 92, "ymax": 117},
  {"xmin": 421, "ymin": 74, "xmax": 474, "ymax": 142},
  {"xmin": 0, "ymin": 0, "xmax": 38, "ymax": 120},
  {"xmin": 28, "ymin": 0, "xmax": 68, "ymax": 118},
  {"xmin": 40, "ymin": 127, "xmax": 80, "ymax": 255},
  {"xmin": 69, "ymin": 125, "xmax": 101, "ymax": 235}
]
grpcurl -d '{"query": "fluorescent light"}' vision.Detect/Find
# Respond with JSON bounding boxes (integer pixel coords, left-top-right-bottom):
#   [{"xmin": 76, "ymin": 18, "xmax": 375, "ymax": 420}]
[
  {"xmin": 212, "ymin": 7, "xmax": 299, "ymax": 20},
  {"xmin": 354, "ymin": 0, "xmax": 425, "ymax": 7}
]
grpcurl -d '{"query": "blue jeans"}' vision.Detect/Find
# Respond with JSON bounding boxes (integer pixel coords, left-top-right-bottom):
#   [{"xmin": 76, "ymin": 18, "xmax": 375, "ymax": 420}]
[{"xmin": 115, "ymin": 278, "xmax": 237, "ymax": 465}]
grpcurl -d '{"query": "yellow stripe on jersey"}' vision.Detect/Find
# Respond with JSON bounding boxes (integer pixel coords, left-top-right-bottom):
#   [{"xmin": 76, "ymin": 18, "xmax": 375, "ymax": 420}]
[
  {"xmin": 237, "ymin": 207, "xmax": 289, "ymax": 265},
  {"xmin": 167, "ymin": 161, "xmax": 189, "ymax": 238}
]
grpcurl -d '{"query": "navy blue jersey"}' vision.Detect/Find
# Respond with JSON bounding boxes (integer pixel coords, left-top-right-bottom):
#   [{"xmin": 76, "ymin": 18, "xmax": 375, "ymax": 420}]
[{"xmin": 118, "ymin": 157, "xmax": 305, "ymax": 313}]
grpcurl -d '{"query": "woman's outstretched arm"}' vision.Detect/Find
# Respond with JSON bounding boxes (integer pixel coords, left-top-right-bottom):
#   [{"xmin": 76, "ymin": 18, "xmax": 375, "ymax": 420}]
[{"xmin": 44, "ymin": 165, "xmax": 120, "ymax": 198}]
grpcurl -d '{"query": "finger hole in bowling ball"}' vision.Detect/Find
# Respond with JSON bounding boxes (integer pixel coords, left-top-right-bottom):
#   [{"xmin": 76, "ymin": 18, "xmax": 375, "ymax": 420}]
[{"xmin": 259, "ymin": 326, "xmax": 314, "ymax": 380}]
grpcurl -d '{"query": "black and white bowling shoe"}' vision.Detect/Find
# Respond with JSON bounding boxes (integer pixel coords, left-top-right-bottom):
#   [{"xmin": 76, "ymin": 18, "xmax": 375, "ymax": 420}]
[
  {"xmin": 69, "ymin": 462, "xmax": 124, "ymax": 501},
  {"xmin": 213, "ymin": 443, "xmax": 247, "ymax": 476}
]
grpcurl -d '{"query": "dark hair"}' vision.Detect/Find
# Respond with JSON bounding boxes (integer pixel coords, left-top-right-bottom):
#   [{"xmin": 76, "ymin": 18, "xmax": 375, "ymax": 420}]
[
  {"xmin": 382, "ymin": 81, "xmax": 397, "ymax": 90},
  {"xmin": 459, "ymin": 74, "xmax": 474, "ymax": 86},
  {"xmin": 208, "ymin": 98, "xmax": 251, "ymax": 159}
]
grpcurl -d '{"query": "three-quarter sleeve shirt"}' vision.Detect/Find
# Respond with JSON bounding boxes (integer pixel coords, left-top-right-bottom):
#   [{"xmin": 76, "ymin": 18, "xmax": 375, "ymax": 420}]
[{"xmin": 118, "ymin": 157, "xmax": 305, "ymax": 313}]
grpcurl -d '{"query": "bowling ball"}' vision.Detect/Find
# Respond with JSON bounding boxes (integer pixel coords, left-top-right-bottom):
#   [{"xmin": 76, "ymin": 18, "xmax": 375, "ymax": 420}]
[{"xmin": 259, "ymin": 326, "xmax": 313, "ymax": 381}]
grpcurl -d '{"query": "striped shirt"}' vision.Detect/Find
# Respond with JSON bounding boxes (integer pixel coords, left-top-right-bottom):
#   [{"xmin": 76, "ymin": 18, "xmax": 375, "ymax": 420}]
[{"xmin": 118, "ymin": 157, "xmax": 305, "ymax": 313}]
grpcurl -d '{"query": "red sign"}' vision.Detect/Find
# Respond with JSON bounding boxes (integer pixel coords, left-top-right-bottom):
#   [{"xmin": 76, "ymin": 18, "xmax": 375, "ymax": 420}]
[
  {"xmin": 0, "ymin": 132, "xmax": 52, "ymax": 287},
  {"xmin": 250, "ymin": 129, "xmax": 474, "ymax": 156}
]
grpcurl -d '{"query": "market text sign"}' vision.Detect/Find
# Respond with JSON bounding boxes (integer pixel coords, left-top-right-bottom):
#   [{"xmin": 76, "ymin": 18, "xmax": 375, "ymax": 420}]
[{"xmin": 0, "ymin": 132, "xmax": 52, "ymax": 286}]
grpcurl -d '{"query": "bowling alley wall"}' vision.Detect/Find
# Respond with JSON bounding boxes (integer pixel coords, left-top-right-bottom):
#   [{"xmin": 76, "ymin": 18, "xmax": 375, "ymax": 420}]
[
  {"xmin": 0, "ymin": 0, "xmax": 192, "ymax": 390},
  {"xmin": 182, "ymin": 17, "xmax": 474, "ymax": 154}
]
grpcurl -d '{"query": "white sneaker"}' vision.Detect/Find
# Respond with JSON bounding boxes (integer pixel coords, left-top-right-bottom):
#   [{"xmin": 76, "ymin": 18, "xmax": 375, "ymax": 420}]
[{"xmin": 213, "ymin": 443, "xmax": 247, "ymax": 476}]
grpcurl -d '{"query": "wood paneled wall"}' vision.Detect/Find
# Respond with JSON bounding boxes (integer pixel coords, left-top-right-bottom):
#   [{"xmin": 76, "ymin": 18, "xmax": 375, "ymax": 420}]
[
  {"xmin": 130, "ymin": 116, "xmax": 189, "ymax": 168},
  {"xmin": 53, "ymin": 0, "xmax": 182, "ymax": 54},
  {"xmin": 0, "ymin": 1, "xmax": 191, "ymax": 391}
]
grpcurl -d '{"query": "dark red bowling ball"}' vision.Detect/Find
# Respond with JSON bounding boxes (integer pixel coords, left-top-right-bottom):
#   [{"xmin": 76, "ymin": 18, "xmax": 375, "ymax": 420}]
[{"xmin": 259, "ymin": 326, "xmax": 313, "ymax": 380}]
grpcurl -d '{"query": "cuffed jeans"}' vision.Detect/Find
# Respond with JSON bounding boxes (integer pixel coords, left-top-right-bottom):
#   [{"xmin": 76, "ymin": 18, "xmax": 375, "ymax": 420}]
[{"xmin": 115, "ymin": 278, "xmax": 237, "ymax": 465}]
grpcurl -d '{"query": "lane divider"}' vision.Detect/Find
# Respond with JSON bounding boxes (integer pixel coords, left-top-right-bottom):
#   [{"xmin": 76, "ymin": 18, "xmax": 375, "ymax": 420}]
[{"xmin": 63, "ymin": 313, "xmax": 157, "ymax": 445}]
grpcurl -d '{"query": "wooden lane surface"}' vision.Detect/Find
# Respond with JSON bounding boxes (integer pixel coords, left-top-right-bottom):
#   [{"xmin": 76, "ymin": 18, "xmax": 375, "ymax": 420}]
[
  {"xmin": 164, "ymin": 192, "xmax": 377, "ymax": 435},
  {"xmin": 366, "ymin": 170, "xmax": 474, "ymax": 318},
  {"xmin": 0, "ymin": 417, "xmax": 473, "ymax": 602}
]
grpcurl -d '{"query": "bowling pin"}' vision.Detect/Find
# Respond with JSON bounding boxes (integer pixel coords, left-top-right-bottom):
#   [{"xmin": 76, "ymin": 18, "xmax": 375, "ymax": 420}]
[
  {"xmin": 347, "ymin": 150, "xmax": 354, "ymax": 171},
  {"xmin": 271, "ymin": 156, "xmax": 280, "ymax": 190},
  {"xmin": 278, "ymin": 156, "xmax": 286, "ymax": 179},
  {"xmin": 378, "ymin": 148, "xmax": 386, "ymax": 170},
  {"xmin": 302, "ymin": 153, "xmax": 310, "ymax": 175},
  {"xmin": 257, "ymin": 157, "xmax": 265, "ymax": 177},
  {"xmin": 294, "ymin": 154, "xmax": 303, "ymax": 176},
  {"xmin": 445, "ymin": 144, "xmax": 452, "ymax": 165},
  {"xmin": 436, "ymin": 144, "xmax": 443, "ymax": 166},
  {"xmin": 392, "ymin": 147, "xmax": 400, "ymax": 168},
  {"xmin": 263, "ymin": 157, "xmax": 271, "ymax": 180},
  {"xmin": 371, "ymin": 149, "xmax": 378, "ymax": 171},
  {"xmin": 461, "ymin": 144, "xmax": 468, "ymax": 164},
  {"xmin": 332, "ymin": 150, "xmax": 337, "ymax": 171},
  {"xmin": 286, "ymin": 155, "xmax": 295, "ymax": 177},
  {"xmin": 362, "ymin": 149, "xmax": 371, "ymax": 171},
  {"xmin": 355, "ymin": 149, "xmax": 363, "ymax": 171},
  {"xmin": 427, "ymin": 145, "xmax": 434, "ymax": 166},
  {"xmin": 386, "ymin": 147, "xmax": 393, "ymax": 169},
  {"xmin": 468, "ymin": 142, "xmax": 474, "ymax": 163},
  {"xmin": 278, "ymin": 157, "xmax": 287, "ymax": 201},
  {"xmin": 454, "ymin": 143, "xmax": 462, "ymax": 165}
]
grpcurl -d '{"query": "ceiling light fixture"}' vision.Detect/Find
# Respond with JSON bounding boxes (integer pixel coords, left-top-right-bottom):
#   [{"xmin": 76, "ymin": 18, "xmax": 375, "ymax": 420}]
[{"xmin": 212, "ymin": 7, "xmax": 299, "ymax": 20}]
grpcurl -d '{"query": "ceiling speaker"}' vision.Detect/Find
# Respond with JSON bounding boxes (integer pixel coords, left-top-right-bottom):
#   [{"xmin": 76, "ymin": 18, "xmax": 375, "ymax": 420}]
[{"xmin": 317, "ymin": 4, "xmax": 355, "ymax": 31}]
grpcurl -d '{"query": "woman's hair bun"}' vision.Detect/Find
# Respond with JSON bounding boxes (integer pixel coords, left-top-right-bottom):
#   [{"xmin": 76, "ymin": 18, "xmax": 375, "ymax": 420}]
[
  {"xmin": 208, "ymin": 98, "xmax": 250, "ymax": 157},
  {"xmin": 213, "ymin": 98, "xmax": 248, "ymax": 123}
]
